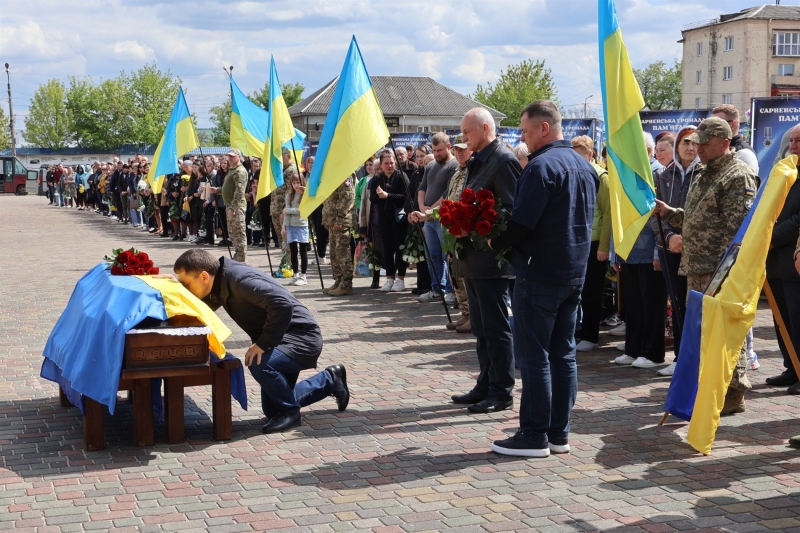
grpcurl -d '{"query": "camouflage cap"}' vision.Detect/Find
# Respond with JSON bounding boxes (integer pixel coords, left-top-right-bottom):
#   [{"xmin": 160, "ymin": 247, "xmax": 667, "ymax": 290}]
[
  {"xmin": 686, "ymin": 116, "xmax": 732, "ymax": 144},
  {"xmin": 453, "ymin": 134, "xmax": 468, "ymax": 149}
]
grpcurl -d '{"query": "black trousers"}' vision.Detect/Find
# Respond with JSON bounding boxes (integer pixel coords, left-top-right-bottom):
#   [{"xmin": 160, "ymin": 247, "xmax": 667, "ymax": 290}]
[
  {"xmin": 160, "ymin": 205, "xmax": 170, "ymax": 234},
  {"xmin": 203, "ymin": 204, "xmax": 216, "ymax": 243},
  {"xmin": 464, "ymin": 278, "xmax": 514, "ymax": 401},
  {"xmin": 310, "ymin": 206, "xmax": 329, "ymax": 258},
  {"xmin": 257, "ymin": 198, "xmax": 277, "ymax": 247},
  {"xmin": 769, "ymin": 278, "xmax": 800, "ymax": 376},
  {"xmin": 578, "ymin": 241, "xmax": 608, "ymax": 343},
  {"xmin": 216, "ymin": 207, "xmax": 229, "ymax": 241},
  {"xmin": 620, "ymin": 263, "xmax": 666, "ymax": 363},
  {"xmin": 379, "ymin": 218, "xmax": 408, "ymax": 278},
  {"xmin": 658, "ymin": 249, "xmax": 687, "ymax": 360},
  {"xmin": 290, "ymin": 242, "xmax": 310, "ymax": 274}
]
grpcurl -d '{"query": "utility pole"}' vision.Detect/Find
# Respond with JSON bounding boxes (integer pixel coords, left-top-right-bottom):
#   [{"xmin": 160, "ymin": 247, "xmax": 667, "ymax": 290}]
[
  {"xmin": 5, "ymin": 63, "xmax": 16, "ymax": 157},
  {"xmin": 584, "ymin": 95, "xmax": 593, "ymax": 118}
]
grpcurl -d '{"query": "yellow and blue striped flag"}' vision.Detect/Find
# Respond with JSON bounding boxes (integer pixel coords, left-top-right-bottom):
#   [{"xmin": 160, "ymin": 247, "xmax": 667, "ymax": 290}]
[
  {"xmin": 146, "ymin": 88, "xmax": 199, "ymax": 194},
  {"xmin": 283, "ymin": 128, "xmax": 307, "ymax": 172},
  {"xmin": 664, "ymin": 156, "xmax": 797, "ymax": 455},
  {"xmin": 598, "ymin": 0, "xmax": 655, "ymax": 259},
  {"xmin": 230, "ymin": 77, "xmax": 271, "ymax": 157},
  {"xmin": 299, "ymin": 37, "xmax": 389, "ymax": 218},
  {"xmin": 257, "ymin": 57, "xmax": 298, "ymax": 202}
]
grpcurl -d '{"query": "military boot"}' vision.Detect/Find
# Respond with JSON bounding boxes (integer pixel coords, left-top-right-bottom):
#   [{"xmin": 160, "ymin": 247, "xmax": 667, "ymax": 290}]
[
  {"xmin": 720, "ymin": 388, "xmax": 746, "ymax": 416},
  {"xmin": 329, "ymin": 285, "xmax": 353, "ymax": 297},
  {"xmin": 323, "ymin": 281, "xmax": 340, "ymax": 295}
]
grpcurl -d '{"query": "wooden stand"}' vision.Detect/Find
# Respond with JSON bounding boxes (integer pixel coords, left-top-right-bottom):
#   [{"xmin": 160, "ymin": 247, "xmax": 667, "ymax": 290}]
[{"xmin": 62, "ymin": 358, "xmax": 240, "ymax": 451}]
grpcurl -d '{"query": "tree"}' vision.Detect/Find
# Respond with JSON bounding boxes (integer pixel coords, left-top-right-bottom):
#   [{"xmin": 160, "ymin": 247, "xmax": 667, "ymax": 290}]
[
  {"xmin": 23, "ymin": 79, "xmax": 72, "ymax": 149},
  {"xmin": 125, "ymin": 63, "xmax": 183, "ymax": 145},
  {"xmin": 0, "ymin": 106, "xmax": 9, "ymax": 150},
  {"xmin": 634, "ymin": 60, "xmax": 682, "ymax": 111},
  {"xmin": 248, "ymin": 82, "xmax": 305, "ymax": 110},
  {"xmin": 209, "ymin": 95, "xmax": 231, "ymax": 146},
  {"xmin": 473, "ymin": 59, "xmax": 558, "ymax": 127}
]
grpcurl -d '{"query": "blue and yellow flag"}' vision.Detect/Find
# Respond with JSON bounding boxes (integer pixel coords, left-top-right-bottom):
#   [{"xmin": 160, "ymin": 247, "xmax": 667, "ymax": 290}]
[
  {"xmin": 146, "ymin": 88, "xmax": 199, "ymax": 194},
  {"xmin": 598, "ymin": 0, "xmax": 656, "ymax": 259},
  {"xmin": 283, "ymin": 128, "xmax": 308, "ymax": 172},
  {"xmin": 664, "ymin": 156, "xmax": 798, "ymax": 455},
  {"xmin": 257, "ymin": 57, "xmax": 298, "ymax": 202},
  {"xmin": 299, "ymin": 37, "xmax": 389, "ymax": 218},
  {"xmin": 230, "ymin": 77, "xmax": 271, "ymax": 157}
]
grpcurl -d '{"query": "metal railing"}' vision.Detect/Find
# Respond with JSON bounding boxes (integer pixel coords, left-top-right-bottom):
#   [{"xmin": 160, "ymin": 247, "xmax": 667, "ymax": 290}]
[{"xmin": 683, "ymin": 18, "xmax": 719, "ymax": 31}]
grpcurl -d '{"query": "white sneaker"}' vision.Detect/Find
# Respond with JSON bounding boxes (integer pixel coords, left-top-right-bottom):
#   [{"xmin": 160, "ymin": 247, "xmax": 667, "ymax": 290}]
[
  {"xmin": 603, "ymin": 314, "xmax": 623, "ymax": 327},
  {"xmin": 391, "ymin": 279, "xmax": 406, "ymax": 292},
  {"xmin": 321, "ymin": 257, "xmax": 329, "ymax": 265},
  {"xmin": 631, "ymin": 357, "xmax": 663, "ymax": 369},
  {"xmin": 418, "ymin": 291, "xmax": 442, "ymax": 303},
  {"xmin": 748, "ymin": 352, "xmax": 760, "ymax": 370},
  {"xmin": 576, "ymin": 340, "xmax": 597, "ymax": 352},
  {"xmin": 549, "ymin": 442, "xmax": 570, "ymax": 454},
  {"xmin": 658, "ymin": 362, "xmax": 677, "ymax": 376},
  {"xmin": 187, "ymin": 235, "xmax": 196, "ymax": 243},
  {"xmin": 444, "ymin": 293, "xmax": 457, "ymax": 305},
  {"xmin": 287, "ymin": 274, "xmax": 298, "ymax": 286},
  {"xmin": 294, "ymin": 274, "xmax": 308, "ymax": 286},
  {"xmin": 381, "ymin": 280, "xmax": 395, "ymax": 292},
  {"xmin": 609, "ymin": 323, "xmax": 627, "ymax": 336},
  {"xmin": 614, "ymin": 354, "xmax": 636, "ymax": 365},
  {"xmin": 616, "ymin": 342, "xmax": 626, "ymax": 352}
]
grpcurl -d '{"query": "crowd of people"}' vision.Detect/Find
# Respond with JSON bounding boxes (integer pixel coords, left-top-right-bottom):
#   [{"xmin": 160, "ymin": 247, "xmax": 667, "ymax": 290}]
[{"xmin": 43, "ymin": 100, "xmax": 800, "ymax": 456}]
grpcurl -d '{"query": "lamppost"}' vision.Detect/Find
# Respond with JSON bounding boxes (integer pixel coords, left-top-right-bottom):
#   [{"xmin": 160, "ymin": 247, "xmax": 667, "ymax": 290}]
[
  {"xmin": 5, "ymin": 63, "xmax": 16, "ymax": 157},
  {"xmin": 583, "ymin": 95, "xmax": 593, "ymax": 119}
]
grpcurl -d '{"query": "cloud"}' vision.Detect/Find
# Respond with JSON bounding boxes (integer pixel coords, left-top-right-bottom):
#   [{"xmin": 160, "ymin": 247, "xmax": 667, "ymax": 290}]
[{"xmin": 112, "ymin": 40, "xmax": 154, "ymax": 62}]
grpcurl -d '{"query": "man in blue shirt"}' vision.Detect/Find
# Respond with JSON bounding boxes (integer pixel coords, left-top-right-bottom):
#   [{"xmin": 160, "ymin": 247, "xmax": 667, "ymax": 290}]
[{"xmin": 489, "ymin": 100, "xmax": 598, "ymax": 457}]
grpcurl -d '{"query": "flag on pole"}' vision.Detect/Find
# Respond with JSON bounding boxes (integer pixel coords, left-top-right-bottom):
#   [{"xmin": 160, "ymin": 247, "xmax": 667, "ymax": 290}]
[
  {"xmin": 146, "ymin": 88, "xmax": 199, "ymax": 194},
  {"xmin": 230, "ymin": 77, "xmax": 271, "ymax": 157},
  {"xmin": 299, "ymin": 36, "xmax": 389, "ymax": 218},
  {"xmin": 598, "ymin": 0, "xmax": 656, "ymax": 259},
  {"xmin": 283, "ymin": 128, "xmax": 307, "ymax": 172},
  {"xmin": 663, "ymin": 156, "xmax": 798, "ymax": 455},
  {"xmin": 257, "ymin": 57, "xmax": 297, "ymax": 202}
]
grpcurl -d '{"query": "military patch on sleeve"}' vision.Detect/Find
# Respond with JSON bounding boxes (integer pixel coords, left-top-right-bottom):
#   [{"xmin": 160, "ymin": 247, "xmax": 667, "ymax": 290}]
[{"xmin": 745, "ymin": 188, "xmax": 755, "ymax": 210}]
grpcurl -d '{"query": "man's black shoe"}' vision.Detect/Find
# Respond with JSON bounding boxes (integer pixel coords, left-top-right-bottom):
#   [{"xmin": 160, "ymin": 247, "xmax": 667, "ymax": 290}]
[
  {"xmin": 451, "ymin": 390, "xmax": 486, "ymax": 405},
  {"xmin": 788, "ymin": 381, "xmax": 800, "ymax": 395},
  {"xmin": 261, "ymin": 411, "xmax": 301, "ymax": 433},
  {"xmin": 467, "ymin": 398, "xmax": 513, "ymax": 414},
  {"xmin": 765, "ymin": 370, "xmax": 798, "ymax": 387},
  {"xmin": 326, "ymin": 364, "xmax": 350, "ymax": 411}
]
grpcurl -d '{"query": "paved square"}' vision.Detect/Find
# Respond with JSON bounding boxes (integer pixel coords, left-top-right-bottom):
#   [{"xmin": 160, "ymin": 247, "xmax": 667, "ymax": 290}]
[{"xmin": 1, "ymin": 196, "xmax": 799, "ymax": 532}]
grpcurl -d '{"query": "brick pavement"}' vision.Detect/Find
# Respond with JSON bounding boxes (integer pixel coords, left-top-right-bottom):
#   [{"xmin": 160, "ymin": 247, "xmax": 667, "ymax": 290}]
[{"xmin": 0, "ymin": 195, "xmax": 799, "ymax": 533}]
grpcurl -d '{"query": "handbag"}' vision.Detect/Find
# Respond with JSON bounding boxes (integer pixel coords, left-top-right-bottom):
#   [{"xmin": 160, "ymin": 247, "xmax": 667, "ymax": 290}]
[
  {"xmin": 353, "ymin": 241, "xmax": 371, "ymax": 277},
  {"xmin": 180, "ymin": 198, "xmax": 192, "ymax": 222},
  {"xmin": 129, "ymin": 196, "xmax": 139, "ymax": 210}
]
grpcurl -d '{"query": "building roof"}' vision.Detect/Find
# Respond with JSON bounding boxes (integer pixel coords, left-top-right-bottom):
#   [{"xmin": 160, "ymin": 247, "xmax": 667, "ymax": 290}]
[
  {"xmin": 684, "ymin": 5, "xmax": 800, "ymax": 32},
  {"xmin": 289, "ymin": 76, "xmax": 505, "ymax": 119}
]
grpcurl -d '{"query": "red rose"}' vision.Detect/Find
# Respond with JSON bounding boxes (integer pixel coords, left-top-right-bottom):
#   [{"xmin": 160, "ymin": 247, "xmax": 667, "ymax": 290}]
[
  {"xmin": 127, "ymin": 256, "xmax": 141, "ymax": 268},
  {"xmin": 147, "ymin": 267, "xmax": 160, "ymax": 275},
  {"xmin": 441, "ymin": 199, "xmax": 454, "ymax": 210},
  {"xmin": 476, "ymin": 220, "xmax": 492, "ymax": 236},
  {"xmin": 136, "ymin": 268, "xmax": 145, "ymax": 275},
  {"xmin": 143, "ymin": 260, "xmax": 154, "ymax": 269},
  {"xmin": 461, "ymin": 188, "xmax": 476, "ymax": 204},
  {"xmin": 111, "ymin": 266, "xmax": 123, "ymax": 275},
  {"xmin": 476, "ymin": 189, "xmax": 494, "ymax": 202},
  {"xmin": 480, "ymin": 199, "xmax": 496, "ymax": 211},
  {"xmin": 439, "ymin": 205, "xmax": 450, "ymax": 217},
  {"xmin": 137, "ymin": 252, "xmax": 149, "ymax": 262},
  {"xmin": 117, "ymin": 251, "xmax": 132, "ymax": 264},
  {"xmin": 483, "ymin": 209, "xmax": 498, "ymax": 222},
  {"xmin": 125, "ymin": 267, "xmax": 136, "ymax": 275},
  {"xmin": 440, "ymin": 214, "xmax": 453, "ymax": 226},
  {"xmin": 467, "ymin": 204, "xmax": 480, "ymax": 220},
  {"xmin": 448, "ymin": 225, "xmax": 463, "ymax": 236}
]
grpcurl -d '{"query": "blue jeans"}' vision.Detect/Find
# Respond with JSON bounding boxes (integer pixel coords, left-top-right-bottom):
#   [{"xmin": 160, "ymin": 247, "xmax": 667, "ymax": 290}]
[
  {"xmin": 247, "ymin": 348, "xmax": 333, "ymax": 419},
  {"xmin": 130, "ymin": 206, "xmax": 141, "ymax": 226},
  {"xmin": 423, "ymin": 220, "xmax": 452, "ymax": 293},
  {"xmin": 512, "ymin": 278, "xmax": 581, "ymax": 444}
]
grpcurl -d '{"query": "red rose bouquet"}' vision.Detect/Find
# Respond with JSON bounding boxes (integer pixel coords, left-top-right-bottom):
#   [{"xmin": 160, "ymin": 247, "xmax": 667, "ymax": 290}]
[
  {"xmin": 104, "ymin": 248, "xmax": 159, "ymax": 276},
  {"xmin": 434, "ymin": 188, "xmax": 509, "ymax": 264}
]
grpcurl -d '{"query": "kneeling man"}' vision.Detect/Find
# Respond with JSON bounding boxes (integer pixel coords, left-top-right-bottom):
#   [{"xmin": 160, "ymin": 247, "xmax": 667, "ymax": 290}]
[{"xmin": 173, "ymin": 249, "xmax": 349, "ymax": 433}]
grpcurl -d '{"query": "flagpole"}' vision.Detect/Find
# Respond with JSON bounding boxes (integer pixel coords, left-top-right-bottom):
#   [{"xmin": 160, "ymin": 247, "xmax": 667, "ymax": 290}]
[
  {"xmin": 289, "ymin": 139, "xmax": 325, "ymax": 289},
  {"xmin": 388, "ymin": 138, "xmax": 452, "ymax": 323},
  {"xmin": 763, "ymin": 280, "xmax": 800, "ymax": 378}
]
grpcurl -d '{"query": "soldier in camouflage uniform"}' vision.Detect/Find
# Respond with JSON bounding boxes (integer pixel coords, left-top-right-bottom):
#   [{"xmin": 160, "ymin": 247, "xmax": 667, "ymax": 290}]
[
  {"xmin": 446, "ymin": 136, "xmax": 472, "ymax": 332},
  {"xmin": 657, "ymin": 117, "xmax": 758, "ymax": 415},
  {"xmin": 222, "ymin": 148, "xmax": 249, "ymax": 263},
  {"xmin": 270, "ymin": 149, "xmax": 297, "ymax": 250},
  {"xmin": 322, "ymin": 173, "xmax": 357, "ymax": 296}
]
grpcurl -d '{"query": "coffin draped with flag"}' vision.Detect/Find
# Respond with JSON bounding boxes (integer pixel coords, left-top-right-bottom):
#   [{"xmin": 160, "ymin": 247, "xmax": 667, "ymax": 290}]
[
  {"xmin": 663, "ymin": 156, "xmax": 798, "ymax": 455},
  {"xmin": 40, "ymin": 264, "xmax": 246, "ymax": 415}
]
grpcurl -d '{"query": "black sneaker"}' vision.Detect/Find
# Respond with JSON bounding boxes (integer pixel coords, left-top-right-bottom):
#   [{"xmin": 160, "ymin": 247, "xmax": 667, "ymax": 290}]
[
  {"xmin": 491, "ymin": 431, "xmax": 550, "ymax": 458},
  {"xmin": 765, "ymin": 370, "xmax": 798, "ymax": 387}
]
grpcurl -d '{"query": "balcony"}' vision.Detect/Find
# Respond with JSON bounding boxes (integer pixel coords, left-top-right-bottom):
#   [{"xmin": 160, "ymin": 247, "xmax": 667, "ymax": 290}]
[{"xmin": 772, "ymin": 74, "xmax": 800, "ymax": 85}]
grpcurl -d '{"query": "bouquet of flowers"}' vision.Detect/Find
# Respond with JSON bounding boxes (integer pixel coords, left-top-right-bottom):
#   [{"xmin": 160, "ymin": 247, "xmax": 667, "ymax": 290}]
[
  {"xmin": 104, "ymin": 248, "xmax": 160, "ymax": 276},
  {"xmin": 365, "ymin": 243, "xmax": 382, "ymax": 272},
  {"xmin": 434, "ymin": 188, "xmax": 509, "ymax": 262},
  {"xmin": 399, "ymin": 226, "xmax": 426, "ymax": 264}
]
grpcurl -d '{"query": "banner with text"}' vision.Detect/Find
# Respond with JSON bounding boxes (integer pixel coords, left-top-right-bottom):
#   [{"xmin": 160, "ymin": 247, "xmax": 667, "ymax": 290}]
[
  {"xmin": 387, "ymin": 132, "xmax": 432, "ymax": 150},
  {"xmin": 750, "ymin": 97, "xmax": 800, "ymax": 172},
  {"xmin": 638, "ymin": 110, "xmax": 710, "ymax": 136}
]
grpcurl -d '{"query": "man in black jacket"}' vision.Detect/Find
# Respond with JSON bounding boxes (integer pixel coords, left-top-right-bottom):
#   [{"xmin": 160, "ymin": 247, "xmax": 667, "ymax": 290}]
[
  {"xmin": 449, "ymin": 107, "xmax": 521, "ymax": 414},
  {"xmin": 173, "ymin": 249, "xmax": 349, "ymax": 433},
  {"xmin": 765, "ymin": 123, "xmax": 800, "ymax": 395}
]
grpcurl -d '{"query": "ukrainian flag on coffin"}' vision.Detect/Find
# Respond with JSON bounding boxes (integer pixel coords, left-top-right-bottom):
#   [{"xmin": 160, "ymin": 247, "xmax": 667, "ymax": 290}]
[
  {"xmin": 230, "ymin": 77, "xmax": 271, "ymax": 157},
  {"xmin": 146, "ymin": 88, "xmax": 200, "ymax": 194},
  {"xmin": 663, "ymin": 156, "xmax": 798, "ymax": 455},
  {"xmin": 299, "ymin": 36, "xmax": 389, "ymax": 218},
  {"xmin": 598, "ymin": 0, "xmax": 656, "ymax": 259},
  {"xmin": 41, "ymin": 263, "xmax": 232, "ymax": 415}
]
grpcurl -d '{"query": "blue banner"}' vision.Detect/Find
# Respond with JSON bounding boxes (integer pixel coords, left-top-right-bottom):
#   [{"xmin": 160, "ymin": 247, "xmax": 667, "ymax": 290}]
[
  {"xmin": 388, "ymin": 132, "xmax": 431, "ymax": 150},
  {"xmin": 497, "ymin": 126, "xmax": 522, "ymax": 147},
  {"xmin": 638, "ymin": 110, "xmax": 710, "ymax": 136},
  {"xmin": 750, "ymin": 97, "xmax": 800, "ymax": 172},
  {"xmin": 562, "ymin": 119, "xmax": 597, "ymax": 140}
]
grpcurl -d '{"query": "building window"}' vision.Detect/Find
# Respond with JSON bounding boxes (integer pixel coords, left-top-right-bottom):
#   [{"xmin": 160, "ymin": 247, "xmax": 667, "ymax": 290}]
[
  {"xmin": 416, "ymin": 126, "xmax": 430, "ymax": 133},
  {"xmin": 695, "ymin": 97, "xmax": 702, "ymax": 109},
  {"xmin": 779, "ymin": 63, "xmax": 795, "ymax": 76},
  {"xmin": 773, "ymin": 32, "xmax": 800, "ymax": 56},
  {"xmin": 724, "ymin": 36, "xmax": 734, "ymax": 51},
  {"xmin": 696, "ymin": 70, "xmax": 702, "ymax": 84},
  {"xmin": 723, "ymin": 94, "xmax": 732, "ymax": 104},
  {"xmin": 697, "ymin": 42, "xmax": 703, "ymax": 56},
  {"xmin": 723, "ymin": 66, "xmax": 733, "ymax": 80}
]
